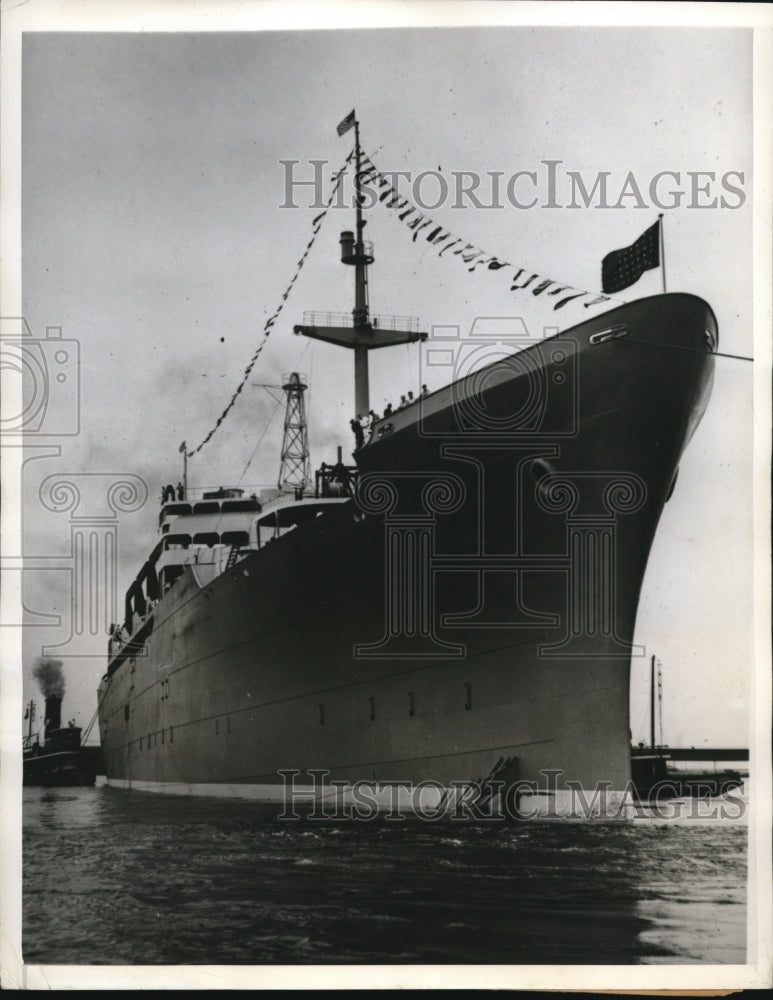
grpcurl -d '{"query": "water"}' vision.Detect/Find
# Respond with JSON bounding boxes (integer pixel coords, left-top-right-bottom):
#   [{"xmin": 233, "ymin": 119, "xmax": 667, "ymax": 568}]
[{"xmin": 23, "ymin": 782, "xmax": 747, "ymax": 967}]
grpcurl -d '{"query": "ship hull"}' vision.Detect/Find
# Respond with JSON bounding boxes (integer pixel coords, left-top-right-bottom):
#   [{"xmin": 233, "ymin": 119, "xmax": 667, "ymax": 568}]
[{"xmin": 98, "ymin": 294, "xmax": 716, "ymax": 818}]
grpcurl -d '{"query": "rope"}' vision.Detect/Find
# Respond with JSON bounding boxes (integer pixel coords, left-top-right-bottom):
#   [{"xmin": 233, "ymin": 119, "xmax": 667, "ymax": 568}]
[
  {"xmin": 236, "ymin": 336, "xmax": 312, "ymax": 486},
  {"xmin": 188, "ymin": 149, "xmax": 354, "ymax": 457},
  {"xmin": 83, "ymin": 671, "xmax": 116, "ymax": 744},
  {"xmin": 82, "ymin": 704, "xmax": 100, "ymax": 743},
  {"xmin": 637, "ymin": 340, "xmax": 753, "ymax": 362},
  {"xmin": 236, "ymin": 400, "xmax": 282, "ymax": 485}
]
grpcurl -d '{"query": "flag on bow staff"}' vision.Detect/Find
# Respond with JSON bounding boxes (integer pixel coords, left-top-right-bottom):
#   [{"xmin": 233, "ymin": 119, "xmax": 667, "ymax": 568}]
[
  {"xmin": 601, "ymin": 220, "xmax": 661, "ymax": 294},
  {"xmin": 337, "ymin": 110, "xmax": 356, "ymax": 136}
]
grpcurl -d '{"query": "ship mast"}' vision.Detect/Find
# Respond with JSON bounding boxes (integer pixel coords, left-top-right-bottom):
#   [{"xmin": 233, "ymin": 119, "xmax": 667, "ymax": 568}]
[
  {"xmin": 351, "ymin": 119, "xmax": 370, "ymax": 417},
  {"xmin": 650, "ymin": 654, "xmax": 656, "ymax": 749},
  {"xmin": 657, "ymin": 659, "xmax": 664, "ymax": 747},
  {"xmin": 26, "ymin": 700, "xmax": 36, "ymax": 742},
  {"xmin": 293, "ymin": 115, "xmax": 426, "ymax": 418}
]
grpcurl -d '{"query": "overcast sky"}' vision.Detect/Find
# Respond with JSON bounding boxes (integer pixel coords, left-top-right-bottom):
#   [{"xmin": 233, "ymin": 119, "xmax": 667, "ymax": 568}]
[{"xmin": 13, "ymin": 15, "xmax": 756, "ymax": 748}]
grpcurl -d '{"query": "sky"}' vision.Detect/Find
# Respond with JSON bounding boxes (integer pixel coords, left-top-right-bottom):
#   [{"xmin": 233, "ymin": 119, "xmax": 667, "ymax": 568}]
[{"xmin": 8, "ymin": 12, "xmax": 760, "ymax": 751}]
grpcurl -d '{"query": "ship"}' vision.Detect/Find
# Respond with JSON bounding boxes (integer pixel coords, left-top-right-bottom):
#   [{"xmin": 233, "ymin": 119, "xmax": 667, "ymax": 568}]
[
  {"xmin": 630, "ymin": 750, "xmax": 744, "ymax": 801},
  {"xmin": 97, "ymin": 120, "xmax": 717, "ymax": 819},
  {"xmin": 23, "ymin": 696, "xmax": 97, "ymax": 788}
]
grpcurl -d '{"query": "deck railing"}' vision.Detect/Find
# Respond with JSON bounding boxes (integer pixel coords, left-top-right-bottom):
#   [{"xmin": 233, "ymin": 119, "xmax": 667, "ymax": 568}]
[{"xmin": 301, "ymin": 311, "xmax": 420, "ymax": 333}]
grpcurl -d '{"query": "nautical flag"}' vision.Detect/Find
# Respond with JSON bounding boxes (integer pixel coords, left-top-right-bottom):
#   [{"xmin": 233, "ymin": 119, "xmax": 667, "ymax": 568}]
[
  {"xmin": 336, "ymin": 110, "xmax": 356, "ymax": 136},
  {"xmin": 601, "ymin": 220, "xmax": 661, "ymax": 294},
  {"xmin": 179, "ymin": 441, "xmax": 186, "ymax": 454}
]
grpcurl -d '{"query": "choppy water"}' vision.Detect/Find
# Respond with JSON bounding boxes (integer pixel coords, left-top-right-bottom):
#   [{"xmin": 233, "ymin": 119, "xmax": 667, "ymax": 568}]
[{"xmin": 22, "ymin": 782, "xmax": 747, "ymax": 967}]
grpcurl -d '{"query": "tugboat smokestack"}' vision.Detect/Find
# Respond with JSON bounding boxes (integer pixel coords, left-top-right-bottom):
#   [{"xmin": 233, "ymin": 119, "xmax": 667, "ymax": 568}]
[{"xmin": 44, "ymin": 695, "xmax": 62, "ymax": 736}]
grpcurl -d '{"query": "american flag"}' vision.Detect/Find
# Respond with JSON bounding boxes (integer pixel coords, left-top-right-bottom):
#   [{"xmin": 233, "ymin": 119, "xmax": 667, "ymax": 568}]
[
  {"xmin": 601, "ymin": 220, "xmax": 661, "ymax": 294},
  {"xmin": 337, "ymin": 110, "xmax": 356, "ymax": 137}
]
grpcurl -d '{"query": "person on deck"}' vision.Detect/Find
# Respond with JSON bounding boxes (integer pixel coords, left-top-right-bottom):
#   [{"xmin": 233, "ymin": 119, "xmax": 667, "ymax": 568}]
[
  {"xmin": 332, "ymin": 461, "xmax": 350, "ymax": 493},
  {"xmin": 350, "ymin": 418, "xmax": 365, "ymax": 450}
]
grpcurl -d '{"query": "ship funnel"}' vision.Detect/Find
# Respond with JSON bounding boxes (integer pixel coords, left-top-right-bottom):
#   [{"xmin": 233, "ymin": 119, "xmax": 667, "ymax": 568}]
[{"xmin": 44, "ymin": 695, "xmax": 62, "ymax": 735}]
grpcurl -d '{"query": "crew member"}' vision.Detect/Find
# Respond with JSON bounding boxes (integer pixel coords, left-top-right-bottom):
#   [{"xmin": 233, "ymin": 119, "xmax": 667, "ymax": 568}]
[
  {"xmin": 350, "ymin": 418, "xmax": 365, "ymax": 450},
  {"xmin": 332, "ymin": 461, "xmax": 350, "ymax": 494}
]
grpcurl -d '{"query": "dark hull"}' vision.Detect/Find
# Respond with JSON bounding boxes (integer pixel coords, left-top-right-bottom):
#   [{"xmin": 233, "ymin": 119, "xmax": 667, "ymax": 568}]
[
  {"xmin": 631, "ymin": 755, "xmax": 744, "ymax": 800},
  {"xmin": 98, "ymin": 294, "xmax": 716, "ymax": 816},
  {"xmin": 23, "ymin": 751, "xmax": 97, "ymax": 788}
]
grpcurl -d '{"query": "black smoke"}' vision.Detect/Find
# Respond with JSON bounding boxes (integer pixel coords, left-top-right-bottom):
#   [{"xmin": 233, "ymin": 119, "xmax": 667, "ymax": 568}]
[{"xmin": 32, "ymin": 658, "xmax": 65, "ymax": 699}]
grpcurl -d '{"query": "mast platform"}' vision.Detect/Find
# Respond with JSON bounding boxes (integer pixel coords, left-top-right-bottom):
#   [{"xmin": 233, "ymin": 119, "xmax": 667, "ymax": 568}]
[{"xmin": 293, "ymin": 311, "xmax": 424, "ymax": 350}]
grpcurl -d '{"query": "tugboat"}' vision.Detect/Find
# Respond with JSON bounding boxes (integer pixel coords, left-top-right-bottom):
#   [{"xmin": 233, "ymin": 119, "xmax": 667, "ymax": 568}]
[
  {"xmin": 23, "ymin": 695, "xmax": 97, "ymax": 788},
  {"xmin": 630, "ymin": 657, "xmax": 744, "ymax": 800}
]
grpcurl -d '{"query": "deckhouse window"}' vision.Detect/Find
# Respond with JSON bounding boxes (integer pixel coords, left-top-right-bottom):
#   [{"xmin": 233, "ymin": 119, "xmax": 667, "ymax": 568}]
[
  {"xmin": 164, "ymin": 534, "xmax": 191, "ymax": 550},
  {"xmin": 221, "ymin": 530, "xmax": 249, "ymax": 546},
  {"xmin": 193, "ymin": 532, "xmax": 220, "ymax": 547}
]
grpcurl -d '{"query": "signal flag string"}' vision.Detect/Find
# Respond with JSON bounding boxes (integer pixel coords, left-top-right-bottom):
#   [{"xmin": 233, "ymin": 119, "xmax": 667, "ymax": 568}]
[
  {"xmin": 358, "ymin": 151, "xmax": 621, "ymax": 313},
  {"xmin": 357, "ymin": 151, "xmax": 755, "ymax": 362},
  {"xmin": 187, "ymin": 149, "xmax": 355, "ymax": 458}
]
